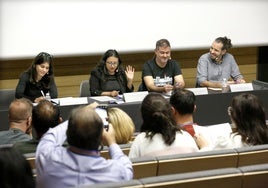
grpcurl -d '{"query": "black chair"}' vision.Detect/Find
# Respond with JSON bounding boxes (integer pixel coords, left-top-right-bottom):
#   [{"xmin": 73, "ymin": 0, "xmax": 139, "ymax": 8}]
[
  {"xmin": 0, "ymin": 89, "xmax": 15, "ymax": 107},
  {"xmin": 79, "ymin": 80, "xmax": 90, "ymax": 97}
]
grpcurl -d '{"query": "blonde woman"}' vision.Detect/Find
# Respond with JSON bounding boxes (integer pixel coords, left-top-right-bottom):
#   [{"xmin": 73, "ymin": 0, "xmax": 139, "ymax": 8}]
[{"xmin": 107, "ymin": 108, "xmax": 135, "ymax": 144}]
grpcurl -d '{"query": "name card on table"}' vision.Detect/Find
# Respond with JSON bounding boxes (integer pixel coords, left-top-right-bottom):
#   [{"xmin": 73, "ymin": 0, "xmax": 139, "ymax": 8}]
[
  {"xmin": 229, "ymin": 83, "xmax": 253, "ymax": 92},
  {"xmin": 186, "ymin": 87, "xmax": 208, "ymax": 95},
  {"xmin": 90, "ymin": 96, "xmax": 117, "ymax": 103},
  {"xmin": 123, "ymin": 91, "xmax": 149, "ymax": 103},
  {"xmin": 59, "ymin": 97, "xmax": 88, "ymax": 106}
]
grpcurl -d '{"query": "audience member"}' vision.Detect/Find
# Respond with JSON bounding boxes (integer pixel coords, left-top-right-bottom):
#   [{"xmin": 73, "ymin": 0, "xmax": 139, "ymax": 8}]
[
  {"xmin": 0, "ymin": 98, "xmax": 33, "ymax": 145},
  {"xmin": 90, "ymin": 49, "xmax": 135, "ymax": 97},
  {"xmin": 0, "ymin": 145, "xmax": 35, "ymax": 188},
  {"xmin": 170, "ymin": 88, "xmax": 209, "ymax": 149},
  {"xmin": 13, "ymin": 99, "xmax": 63, "ymax": 154},
  {"xmin": 196, "ymin": 36, "xmax": 245, "ymax": 88},
  {"xmin": 36, "ymin": 103, "xmax": 133, "ymax": 188},
  {"xmin": 107, "ymin": 107, "xmax": 135, "ymax": 144},
  {"xmin": 139, "ymin": 39, "xmax": 185, "ymax": 93},
  {"xmin": 128, "ymin": 93, "xmax": 198, "ymax": 158},
  {"xmin": 195, "ymin": 93, "xmax": 268, "ymax": 150},
  {"xmin": 170, "ymin": 88, "xmax": 197, "ymax": 131},
  {"xmin": 15, "ymin": 52, "xmax": 58, "ymax": 103}
]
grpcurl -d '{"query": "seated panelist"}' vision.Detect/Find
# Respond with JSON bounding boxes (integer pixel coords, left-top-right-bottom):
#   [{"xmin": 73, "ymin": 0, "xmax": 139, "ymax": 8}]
[
  {"xmin": 139, "ymin": 39, "xmax": 185, "ymax": 94},
  {"xmin": 15, "ymin": 52, "xmax": 58, "ymax": 103},
  {"xmin": 90, "ymin": 49, "xmax": 135, "ymax": 97},
  {"xmin": 196, "ymin": 36, "xmax": 245, "ymax": 88}
]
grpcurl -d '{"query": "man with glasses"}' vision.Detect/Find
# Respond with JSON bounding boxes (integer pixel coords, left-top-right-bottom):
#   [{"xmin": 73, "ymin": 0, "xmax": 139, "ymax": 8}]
[
  {"xmin": 196, "ymin": 36, "xmax": 245, "ymax": 88},
  {"xmin": 139, "ymin": 39, "xmax": 185, "ymax": 94}
]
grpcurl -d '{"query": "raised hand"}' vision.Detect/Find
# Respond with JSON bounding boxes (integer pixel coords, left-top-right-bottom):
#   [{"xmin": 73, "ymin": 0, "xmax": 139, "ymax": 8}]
[{"xmin": 125, "ymin": 65, "xmax": 135, "ymax": 81}]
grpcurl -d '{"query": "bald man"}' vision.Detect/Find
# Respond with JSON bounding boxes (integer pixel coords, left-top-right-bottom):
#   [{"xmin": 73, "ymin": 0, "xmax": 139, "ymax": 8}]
[{"xmin": 0, "ymin": 98, "xmax": 33, "ymax": 144}]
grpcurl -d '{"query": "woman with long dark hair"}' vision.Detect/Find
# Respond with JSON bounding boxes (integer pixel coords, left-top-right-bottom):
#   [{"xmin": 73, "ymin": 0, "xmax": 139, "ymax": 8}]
[
  {"xmin": 224, "ymin": 93, "xmax": 268, "ymax": 147},
  {"xmin": 196, "ymin": 93, "xmax": 268, "ymax": 150},
  {"xmin": 90, "ymin": 49, "xmax": 134, "ymax": 97},
  {"xmin": 129, "ymin": 93, "xmax": 198, "ymax": 158},
  {"xmin": 15, "ymin": 52, "xmax": 57, "ymax": 103}
]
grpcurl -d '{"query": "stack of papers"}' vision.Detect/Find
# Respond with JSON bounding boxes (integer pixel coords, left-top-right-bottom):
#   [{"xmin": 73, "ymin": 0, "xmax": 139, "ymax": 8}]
[{"xmin": 184, "ymin": 123, "xmax": 233, "ymax": 146}]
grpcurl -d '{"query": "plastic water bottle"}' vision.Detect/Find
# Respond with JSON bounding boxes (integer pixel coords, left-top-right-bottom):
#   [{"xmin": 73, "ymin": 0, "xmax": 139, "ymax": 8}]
[
  {"xmin": 222, "ymin": 78, "xmax": 228, "ymax": 93},
  {"xmin": 155, "ymin": 76, "xmax": 160, "ymax": 86},
  {"xmin": 45, "ymin": 92, "xmax": 51, "ymax": 100}
]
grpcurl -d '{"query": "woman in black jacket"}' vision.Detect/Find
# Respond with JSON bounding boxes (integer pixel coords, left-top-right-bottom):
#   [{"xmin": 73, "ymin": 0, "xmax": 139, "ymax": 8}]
[
  {"xmin": 90, "ymin": 49, "xmax": 135, "ymax": 97},
  {"xmin": 15, "ymin": 52, "xmax": 57, "ymax": 103}
]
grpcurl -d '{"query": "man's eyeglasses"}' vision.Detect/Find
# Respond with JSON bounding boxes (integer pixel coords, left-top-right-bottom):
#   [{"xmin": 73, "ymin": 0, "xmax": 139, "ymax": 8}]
[{"xmin": 106, "ymin": 61, "xmax": 118, "ymax": 66}]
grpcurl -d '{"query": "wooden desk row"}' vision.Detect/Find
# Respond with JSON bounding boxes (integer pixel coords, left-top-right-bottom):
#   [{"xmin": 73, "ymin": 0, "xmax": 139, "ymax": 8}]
[
  {"xmin": 25, "ymin": 143, "xmax": 268, "ymax": 180},
  {"xmin": 85, "ymin": 164, "xmax": 268, "ymax": 188}
]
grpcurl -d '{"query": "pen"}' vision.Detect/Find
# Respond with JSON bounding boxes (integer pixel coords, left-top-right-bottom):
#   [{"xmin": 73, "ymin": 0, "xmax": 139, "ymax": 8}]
[{"xmin": 41, "ymin": 90, "xmax": 45, "ymax": 97}]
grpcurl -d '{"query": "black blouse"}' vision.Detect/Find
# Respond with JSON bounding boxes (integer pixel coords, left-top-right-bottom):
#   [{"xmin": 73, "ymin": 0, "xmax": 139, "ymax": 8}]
[
  {"xmin": 89, "ymin": 66, "xmax": 134, "ymax": 96},
  {"xmin": 15, "ymin": 72, "xmax": 58, "ymax": 102}
]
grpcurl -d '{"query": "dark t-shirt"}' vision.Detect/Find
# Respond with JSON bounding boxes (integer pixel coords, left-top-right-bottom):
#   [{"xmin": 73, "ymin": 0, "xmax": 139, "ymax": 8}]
[{"xmin": 140, "ymin": 58, "xmax": 182, "ymax": 91}]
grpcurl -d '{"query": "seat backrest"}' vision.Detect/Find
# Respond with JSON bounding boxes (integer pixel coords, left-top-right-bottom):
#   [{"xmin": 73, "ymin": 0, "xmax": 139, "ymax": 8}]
[
  {"xmin": 156, "ymin": 149, "xmax": 238, "ymax": 176},
  {"xmin": 239, "ymin": 164, "xmax": 268, "ymax": 188},
  {"xmin": 77, "ymin": 180, "xmax": 143, "ymax": 188},
  {"xmin": 139, "ymin": 167, "xmax": 242, "ymax": 188},
  {"xmin": 131, "ymin": 156, "xmax": 158, "ymax": 179},
  {"xmin": 0, "ymin": 89, "xmax": 15, "ymax": 107},
  {"xmin": 101, "ymin": 143, "xmax": 131, "ymax": 159},
  {"xmin": 79, "ymin": 80, "xmax": 90, "ymax": 97},
  {"xmin": 235, "ymin": 144, "xmax": 268, "ymax": 167},
  {"xmin": 24, "ymin": 152, "xmax": 36, "ymax": 169}
]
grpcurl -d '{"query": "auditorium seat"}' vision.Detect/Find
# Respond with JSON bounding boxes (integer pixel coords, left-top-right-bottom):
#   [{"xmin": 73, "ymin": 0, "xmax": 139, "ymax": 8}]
[
  {"xmin": 139, "ymin": 167, "xmax": 242, "ymax": 188},
  {"xmin": 131, "ymin": 156, "xmax": 158, "ymax": 179},
  {"xmin": 101, "ymin": 143, "xmax": 131, "ymax": 159},
  {"xmin": 156, "ymin": 149, "xmax": 238, "ymax": 175},
  {"xmin": 24, "ymin": 152, "xmax": 36, "ymax": 170},
  {"xmin": 235, "ymin": 144, "xmax": 268, "ymax": 167},
  {"xmin": 73, "ymin": 179, "xmax": 143, "ymax": 188},
  {"xmin": 239, "ymin": 163, "xmax": 268, "ymax": 188}
]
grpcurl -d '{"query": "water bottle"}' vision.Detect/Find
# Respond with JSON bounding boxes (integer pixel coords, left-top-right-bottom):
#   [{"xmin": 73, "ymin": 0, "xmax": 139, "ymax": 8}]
[
  {"xmin": 155, "ymin": 76, "xmax": 160, "ymax": 86},
  {"xmin": 222, "ymin": 78, "xmax": 228, "ymax": 93},
  {"xmin": 45, "ymin": 92, "xmax": 51, "ymax": 100}
]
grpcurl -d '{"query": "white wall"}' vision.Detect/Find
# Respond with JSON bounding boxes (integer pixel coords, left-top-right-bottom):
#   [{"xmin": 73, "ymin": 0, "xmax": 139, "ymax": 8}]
[{"xmin": 1, "ymin": 0, "xmax": 268, "ymax": 59}]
